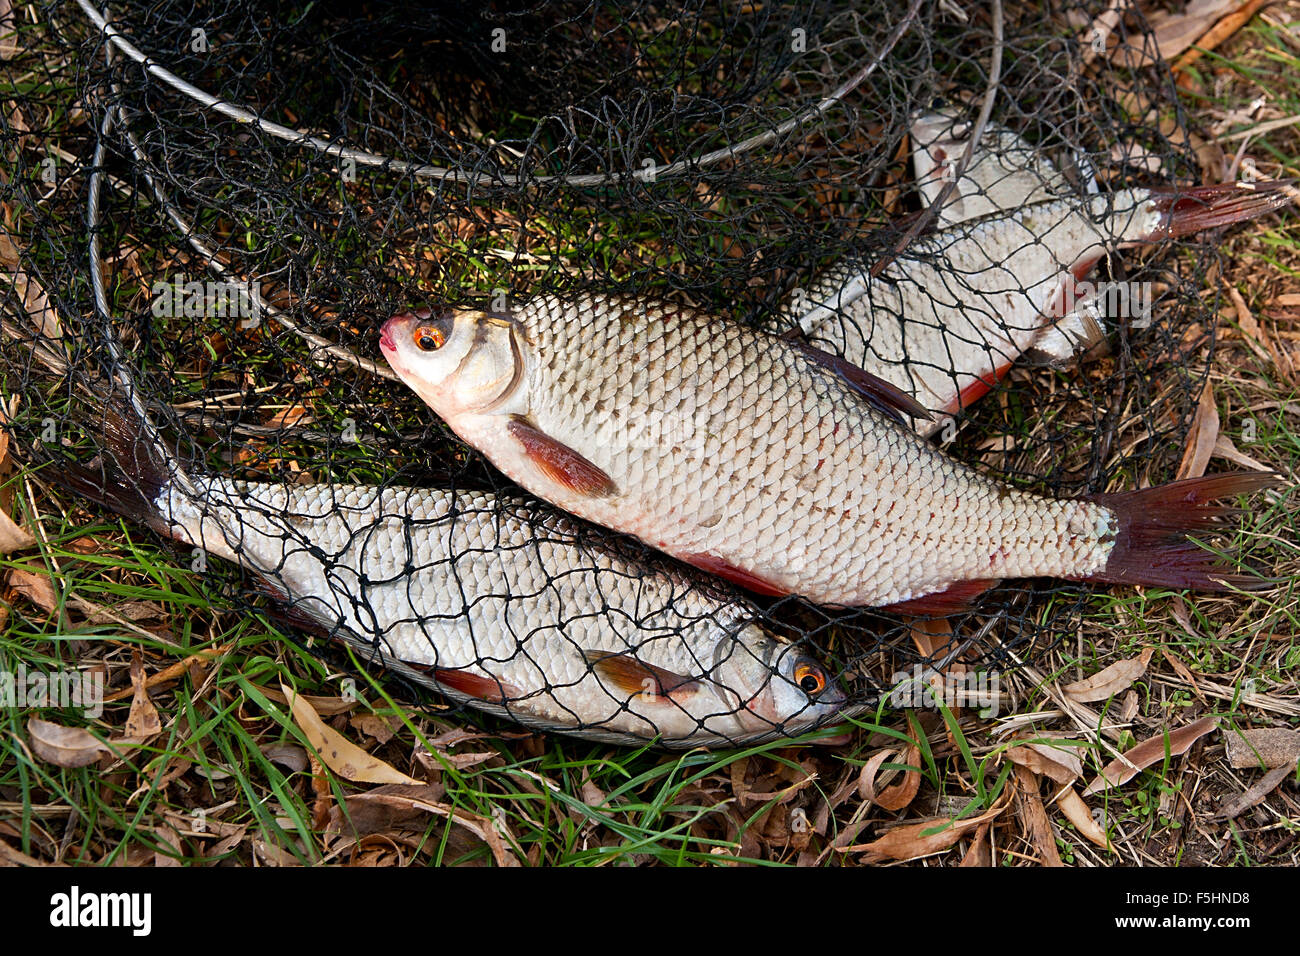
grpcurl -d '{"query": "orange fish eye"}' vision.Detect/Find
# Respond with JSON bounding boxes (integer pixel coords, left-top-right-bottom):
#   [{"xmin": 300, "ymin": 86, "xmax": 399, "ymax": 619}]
[
  {"xmin": 794, "ymin": 660, "xmax": 826, "ymax": 696},
  {"xmin": 414, "ymin": 326, "xmax": 445, "ymax": 352}
]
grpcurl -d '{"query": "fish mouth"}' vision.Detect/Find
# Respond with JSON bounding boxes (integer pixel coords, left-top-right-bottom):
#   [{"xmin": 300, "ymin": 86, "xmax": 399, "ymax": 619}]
[
  {"xmin": 378, "ymin": 320, "xmax": 397, "ymax": 354},
  {"xmin": 380, "ymin": 308, "xmax": 432, "ymax": 354}
]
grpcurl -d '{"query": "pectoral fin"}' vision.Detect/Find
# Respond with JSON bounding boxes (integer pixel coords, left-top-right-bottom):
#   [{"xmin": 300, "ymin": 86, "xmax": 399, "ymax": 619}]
[
  {"xmin": 582, "ymin": 651, "xmax": 699, "ymax": 700},
  {"xmin": 508, "ymin": 417, "xmax": 618, "ymax": 498}
]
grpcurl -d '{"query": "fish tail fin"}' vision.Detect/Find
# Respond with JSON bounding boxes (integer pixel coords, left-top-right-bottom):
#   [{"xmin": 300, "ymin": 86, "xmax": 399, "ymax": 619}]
[
  {"xmin": 51, "ymin": 396, "xmax": 183, "ymax": 537},
  {"xmin": 1149, "ymin": 180, "xmax": 1295, "ymax": 240},
  {"xmin": 1085, "ymin": 471, "xmax": 1286, "ymax": 591}
]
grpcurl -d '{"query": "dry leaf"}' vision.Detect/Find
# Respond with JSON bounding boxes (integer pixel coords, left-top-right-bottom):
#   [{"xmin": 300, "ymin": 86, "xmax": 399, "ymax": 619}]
[
  {"xmin": 1172, "ymin": 0, "xmax": 1275, "ymax": 72},
  {"xmin": 1223, "ymin": 727, "xmax": 1300, "ymax": 769},
  {"xmin": 349, "ymin": 713, "xmax": 397, "ymax": 746},
  {"xmin": 0, "ymin": 507, "xmax": 34, "ymax": 555},
  {"xmin": 125, "ymin": 650, "xmax": 161, "ymax": 739},
  {"xmin": 255, "ymin": 683, "xmax": 356, "ymax": 715},
  {"xmin": 281, "ymin": 682, "xmax": 419, "ymax": 785},
  {"xmin": 329, "ymin": 784, "xmax": 520, "ymax": 867},
  {"xmin": 1063, "ymin": 648, "xmax": 1154, "ymax": 703},
  {"xmin": 1006, "ymin": 741, "xmax": 1084, "ymax": 785},
  {"xmin": 1057, "ymin": 788, "xmax": 1113, "ymax": 851},
  {"xmin": 858, "ymin": 746, "xmax": 921, "ymax": 811},
  {"xmin": 1117, "ymin": 691, "xmax": 1139, "ymax": 721},
  {"xmin": 844, "ymin": 801, "xmax": 1008, "ymax": 863},
  {"xmin": 0, "ymin": 233, "xmax": 63, "ymax": 341},
  {"xmin": 1175, "ymin": 381, "xmax": 1219, "ymax": 481},
  {"xmin": 7, "ymin": 566, "xmax": 58, "ymax": 615},
  {"xmin": 1213, "ymin": 763, "xmax": 1295, "ymax": 821},
  {"xmin": 0, "ymin": 0, "xmax": 17, "ymax": 61},
  {"xmin": 958, "ymin": 823, "xmax": 991, "ymax": 867},
  {"xmin": 1083, "ymin": 716, "xmax": 1218, "ymax": 795},
  {"xmin": 1160, "ymin": 646, "xmax": 1206, "ymax": 703},
  {"xmin": 1013, "ymin": 765, "xmax": 1063, "ymax": 866},
  {"xmin": 1147, "ymin": 0, "xmax": 1239, "ymax": 63},
  {"xmin": 1212, "ymin": 433, "xmax": 1270, "ymax": 472},
  {"xmin": 27, "ymin": 717, "xmax": 111, "ymax": 768},
  {"xmin": 262, "ymin": 744, "xmax": 309, "ymax": 773}
]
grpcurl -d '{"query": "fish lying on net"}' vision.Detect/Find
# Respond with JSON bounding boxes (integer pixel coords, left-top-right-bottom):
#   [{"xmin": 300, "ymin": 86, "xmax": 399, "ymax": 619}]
[
  {"xmin": 903, "ymin": 106, "xmax": 1106, "ymax": 371},
  {"xmin": 381, "ymin": 293, "xmax": 1281, "ymax": 613},
  {"xmin": 786, "ymin": 178, "xmax": 1295, "ymax": 433},
  {"xmin": 53, "ymin": 400, "xmax": 845, "ymax": 748}
]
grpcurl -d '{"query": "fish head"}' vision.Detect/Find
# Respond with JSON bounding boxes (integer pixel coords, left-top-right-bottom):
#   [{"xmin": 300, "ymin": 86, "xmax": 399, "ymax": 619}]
[
  {"xmin": 716, "ymin": 627, "xmax": 846, "ymax": 737},
  {"xmin": 381, "ymin": 307, "xmax": 526, "ymax": 416}
]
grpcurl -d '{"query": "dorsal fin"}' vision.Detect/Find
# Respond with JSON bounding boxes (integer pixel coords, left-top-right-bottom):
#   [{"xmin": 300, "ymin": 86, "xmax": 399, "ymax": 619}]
[{"xmin": 787, "ymin": 337, "xmax": 933, "ymax": 426}]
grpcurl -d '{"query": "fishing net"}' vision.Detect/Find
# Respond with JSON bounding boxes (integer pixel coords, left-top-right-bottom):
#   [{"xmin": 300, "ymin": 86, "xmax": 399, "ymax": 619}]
[{"xmin": 0, "ymin": 0, "xmax": 1236, "ymax": 747}]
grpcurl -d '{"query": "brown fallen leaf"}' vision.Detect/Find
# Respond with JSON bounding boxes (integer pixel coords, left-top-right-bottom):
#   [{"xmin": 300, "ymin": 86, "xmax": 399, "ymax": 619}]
[
  {"xmin": 1213, "ymin": 762, "xmax": 1296, "ymax": 821},
  {"xmin": 1160, "ymin": 646, "xmax": 1206, "ymax": 703},
  {"xmin": 103, "ymin": 642, "xmax": 233, "ymax": 703},
  {"xmin": 1175, "ymin": 381, "xmax": 1219, "ymax": 481},
  {"xmin": 1057, "ymin": 787, "xmax": 1113, "ymax": 851},
  {"xmin": 0, "ymin": 233, "xmax": 63, "ymax": 342},
  {"xmin": 0, "ymin": 0, "xmax": 17, "ymax": 61},
  {"xmin": 7, "ymin": 566, "xmax": 58, "ymax": 617},
  {"xmin": 125, "ymin": 650, "xmax": 161, "ymax": 740},
  {"xmin": 1146, "ymin": 0, "xmax": 1239, "ymax": 63},
  {"xmin": 0, "ymin": 506, "xmax": 34, "ymax": 555},
  {"xmin": 1013, "ymin": 765, "xmax": 1063, "ymax": 866},
  {"xmin": 1063, "ymin": 648, "xmax": 1154, "ymax": 703},
  {"xmin": 255, "ymin": 683, "xmax": 357, "ymax": 715},
  {"xmin": 843, "ymin": 800, "xmax": 1009, "ymax": 864},
  {"xmin": 876, "ymin": 746, "xmax": 921, "ymax": 812},
  {"xmin": 1173, "ymin": 0, "xmax": 1276, "ymax": 73},
  {"xmin": 1006, "ymin": 740, "xmax": 1084, "ymax": 785},
  {"xmin": 1083, "ymin": 716, "xmax": 1218, "ymax": 795},
  {"xmin": 958, "ymin": 823, "xmax": 991, "ymax": 867},
  {"xmin": 329, "ymin": 784, "xmax": 520, "ymax": 867},
  {"xmin": 1223, "ymin": 727, "xmax": 1300, "ymax": 769},
  {"xmin": 281, "ymin": 682, "xmax": 419, "ymax": 785},
  {"xmin": 349, "ymin": 713, "xmax": 397, "ymax": 746},
  {"xmin": 27, "ymin": 717, "xmax": 111, "ymax": 768},
  {"xmin": 1212, "ymin": 433, "xmax": 1270, "ymax": 472}
]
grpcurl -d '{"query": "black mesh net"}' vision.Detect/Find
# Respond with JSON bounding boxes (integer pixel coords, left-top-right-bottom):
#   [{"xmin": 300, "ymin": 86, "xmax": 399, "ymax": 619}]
[{"xmin": 0, "ymin": 0, "xmax": 1252, "ymax": 748}]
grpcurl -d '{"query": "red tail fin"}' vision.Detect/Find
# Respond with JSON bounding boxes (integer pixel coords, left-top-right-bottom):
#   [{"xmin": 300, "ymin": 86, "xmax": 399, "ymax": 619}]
[
  {"xmin": 1149, "ymin": 180, "xmax": 1295, "ymax": 240},
  {"xmin": 1086, "ymin": 472, "xmax": 1285, "ymax": 591},
  {"xmin": 46, "ymin": 402, "xmax": 174, "ymax": 536}
]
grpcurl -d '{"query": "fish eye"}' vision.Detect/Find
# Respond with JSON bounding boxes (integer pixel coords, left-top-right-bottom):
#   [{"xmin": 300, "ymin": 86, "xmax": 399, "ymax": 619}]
[
  {"xmin": 414, "ymin": 326, "xmax": 445, "ymax": 352},
  {"xmin": 794, "ymin": 660, "xmax": 826, "ymax": 696}
]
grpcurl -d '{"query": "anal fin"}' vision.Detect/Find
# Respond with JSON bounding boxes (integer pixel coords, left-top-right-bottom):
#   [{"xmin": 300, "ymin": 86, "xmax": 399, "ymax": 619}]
[
  {"xmin": 882, "ymin": 578, "xmax": 999, "ymax": 615},
  {"xmin": 681, "ymin": 552, "xmax": 789, "ymax": 598}
]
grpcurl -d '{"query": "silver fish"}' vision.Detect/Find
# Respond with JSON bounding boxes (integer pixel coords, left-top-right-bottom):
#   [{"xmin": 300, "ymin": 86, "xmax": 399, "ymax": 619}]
[
  {"xmin": 788, "ymin": 181, "xmax": 1293, "ymax": 434},
  {"xmin": 61, "ymin": 407, "xmax": 845, "ymax": 748},
  {"xmin": 381, "ymin": 292, "xmax": 1278, "ymax": 612},
  {"xmin": 910, "ymin": 107, "xmax": 1081, "ymax": 227}
]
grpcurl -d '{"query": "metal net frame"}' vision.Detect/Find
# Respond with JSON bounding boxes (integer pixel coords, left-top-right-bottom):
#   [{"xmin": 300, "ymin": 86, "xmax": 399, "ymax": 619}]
[{"xmin": 0, "ymin": 0, "xmax": 1236, "ymax": 748}]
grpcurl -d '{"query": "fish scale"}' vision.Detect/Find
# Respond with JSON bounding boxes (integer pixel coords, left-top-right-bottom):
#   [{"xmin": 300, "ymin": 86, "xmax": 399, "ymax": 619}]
[
  {"xmin": 78, "ymin": 471, "xmax": 842, "ymax": 748},
  {"xmin": 393, "ymin": 293, "xmax": 1119, "ymax": 608}
]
